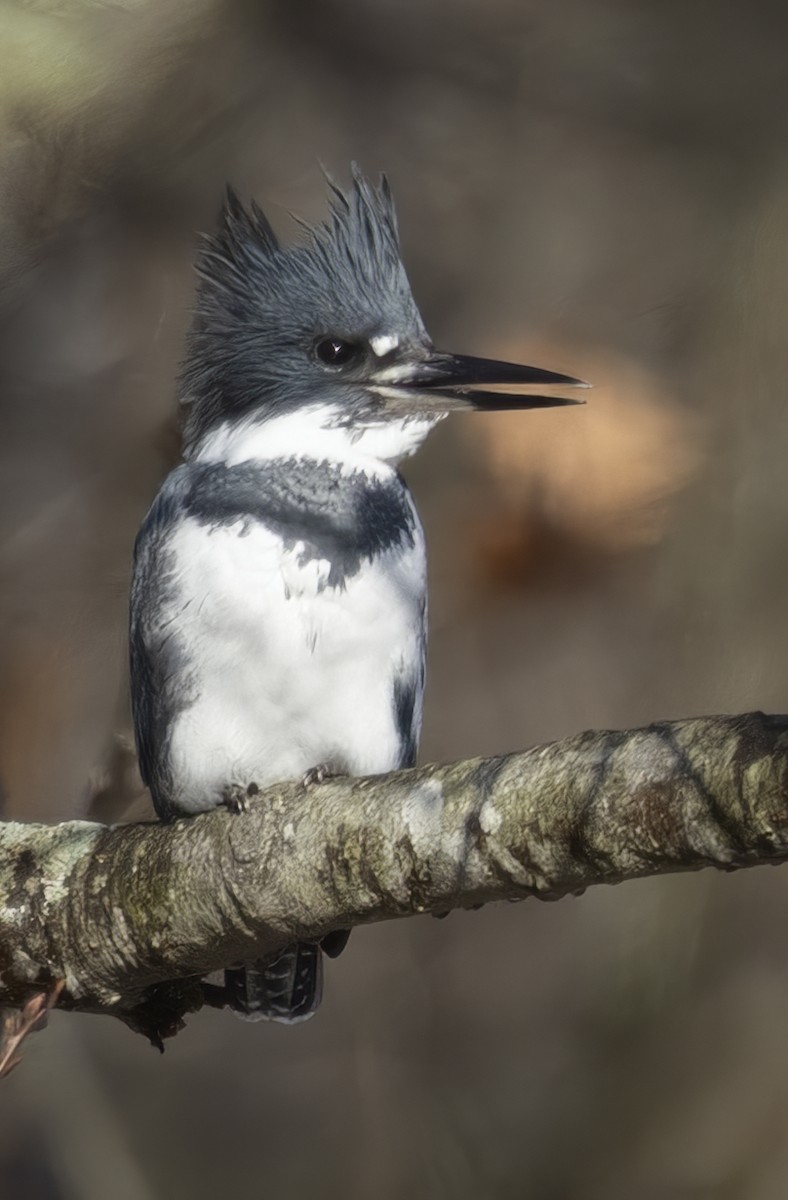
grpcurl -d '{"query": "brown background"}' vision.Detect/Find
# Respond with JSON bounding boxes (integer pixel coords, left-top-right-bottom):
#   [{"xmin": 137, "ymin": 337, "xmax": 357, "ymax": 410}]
[{"xmin": 2, "ymin": 2, "xmax": 788, "ymax": 1197}]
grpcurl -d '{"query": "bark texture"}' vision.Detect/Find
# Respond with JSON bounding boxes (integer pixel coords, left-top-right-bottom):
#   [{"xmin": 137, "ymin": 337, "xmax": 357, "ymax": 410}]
[{"xmin": 1, "ymin": 711, "xmax": 786, "ymax": 1044}]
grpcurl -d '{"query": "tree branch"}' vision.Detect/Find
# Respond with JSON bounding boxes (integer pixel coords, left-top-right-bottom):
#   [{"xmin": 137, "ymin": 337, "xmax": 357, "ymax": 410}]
[{"xmin": 1, "ymin": 712, "xmax": 787, "ymax": 1046}]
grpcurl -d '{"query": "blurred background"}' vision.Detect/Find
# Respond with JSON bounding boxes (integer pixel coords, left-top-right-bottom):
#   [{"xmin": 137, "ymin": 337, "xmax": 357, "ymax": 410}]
[{"xmin": 2, "ymin": 0, "xmax": 788, "ymax": 1196}]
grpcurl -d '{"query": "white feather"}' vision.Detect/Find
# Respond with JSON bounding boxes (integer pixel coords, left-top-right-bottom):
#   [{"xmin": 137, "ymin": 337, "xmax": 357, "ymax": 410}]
[
  {"xmin": 194, "ymin": 405, "xmax": 442, "ymax": 471},
  {"xmin": 369, "ymin": 334, "xmax": 399, "ymax": 357},
  {"xmin": 162, "ymin": 510, "xmax": 426, "ymax": 813}
]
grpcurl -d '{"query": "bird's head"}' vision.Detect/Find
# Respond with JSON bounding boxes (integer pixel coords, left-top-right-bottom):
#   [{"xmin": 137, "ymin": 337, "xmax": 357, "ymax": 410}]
[{"xmin": 181, "ymin": 167, "xmax": 586, "ymax": 464}]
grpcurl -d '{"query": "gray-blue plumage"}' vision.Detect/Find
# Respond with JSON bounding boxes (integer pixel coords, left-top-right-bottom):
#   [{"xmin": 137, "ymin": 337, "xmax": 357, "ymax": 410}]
[
  {"xmin": 130, "ymin": 166, "xmax": 584, "ymax": 1023},
  {"xmin": 180, "ymin": 170, "xmax": 425, "ymax": 456}
]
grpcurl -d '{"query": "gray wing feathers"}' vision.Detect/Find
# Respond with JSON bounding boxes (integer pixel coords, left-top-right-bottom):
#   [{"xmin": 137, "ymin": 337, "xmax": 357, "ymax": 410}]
[{"xmin": 129, "ymin": 474, "xmax": 194, "ymax": 817}]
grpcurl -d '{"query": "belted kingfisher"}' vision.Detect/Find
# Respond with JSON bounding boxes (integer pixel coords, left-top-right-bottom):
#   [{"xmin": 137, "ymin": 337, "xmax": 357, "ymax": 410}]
[{"xmin": 130, "ymin": 167, "xmax": 584, "ymax": 1023}]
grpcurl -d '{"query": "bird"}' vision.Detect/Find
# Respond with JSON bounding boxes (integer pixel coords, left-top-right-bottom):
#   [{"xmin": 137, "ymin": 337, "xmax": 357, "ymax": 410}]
[{"xmin": 129, "ymin": 166, "xmax": 585, "ymax": 1024}]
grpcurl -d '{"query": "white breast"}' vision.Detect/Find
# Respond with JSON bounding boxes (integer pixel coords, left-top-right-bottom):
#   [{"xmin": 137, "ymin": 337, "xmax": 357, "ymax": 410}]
[{"xmin": 163, "ymin": 511, "xmax": 426, "ymax": 813}]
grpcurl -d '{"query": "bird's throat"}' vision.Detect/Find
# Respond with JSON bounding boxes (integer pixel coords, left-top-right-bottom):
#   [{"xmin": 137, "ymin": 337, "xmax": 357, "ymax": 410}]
[{"xmin": 191, "ymin": 405, "xmax": 443, "ymax": 473}]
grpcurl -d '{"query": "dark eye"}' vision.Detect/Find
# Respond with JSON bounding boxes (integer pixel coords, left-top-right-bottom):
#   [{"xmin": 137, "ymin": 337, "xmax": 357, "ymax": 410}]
[{"xmin": 314, "ymin": 337, "xmax": 362, "ymax": 367}]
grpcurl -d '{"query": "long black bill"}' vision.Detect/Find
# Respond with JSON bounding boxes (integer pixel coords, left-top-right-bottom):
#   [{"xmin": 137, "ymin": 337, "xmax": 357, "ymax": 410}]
[{"xmin": 403, "ymin": 351, "xmax": 589, "ymax": 411}]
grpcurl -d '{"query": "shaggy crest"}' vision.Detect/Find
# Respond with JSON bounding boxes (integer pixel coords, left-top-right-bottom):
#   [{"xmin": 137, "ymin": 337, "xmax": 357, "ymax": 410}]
[{"xmin": 180, "ymin": 167, "xmax": 427, "ymax": 454}]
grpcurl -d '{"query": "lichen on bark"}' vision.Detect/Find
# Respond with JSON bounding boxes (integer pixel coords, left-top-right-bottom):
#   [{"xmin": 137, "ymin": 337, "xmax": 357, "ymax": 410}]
[{"xmin": 0, "ymin": 711, "xmax": 786, "ymax": 1044}]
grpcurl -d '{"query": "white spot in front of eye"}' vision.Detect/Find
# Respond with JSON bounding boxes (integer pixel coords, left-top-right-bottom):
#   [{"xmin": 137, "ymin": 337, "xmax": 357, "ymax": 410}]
[{"xmin": 370, "ymin": 334, "xmax": 399, "ymax": 357}]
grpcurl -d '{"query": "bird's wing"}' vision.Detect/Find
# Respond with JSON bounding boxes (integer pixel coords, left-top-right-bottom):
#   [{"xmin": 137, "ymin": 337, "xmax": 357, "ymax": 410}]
[
  {"xmin": 129, "ymin": 471, "xmax": 190, "ymax": 806},
  {"xmin": 392, "ymin": 591, "xmax": 426, "ymax": 769}
]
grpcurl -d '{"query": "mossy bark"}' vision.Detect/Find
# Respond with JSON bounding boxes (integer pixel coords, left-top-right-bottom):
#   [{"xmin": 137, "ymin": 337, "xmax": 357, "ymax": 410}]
[{"xmin": 0, "ymin": 712, "xmax": 786, "ymax": 1043}]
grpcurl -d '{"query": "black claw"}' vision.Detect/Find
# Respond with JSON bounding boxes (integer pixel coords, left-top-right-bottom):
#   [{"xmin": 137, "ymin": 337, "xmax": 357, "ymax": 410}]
[
  {"xmin": 320, "ymin": 928, "xmax": 351, "ymax": 958},
  {"xmin": 302, "ymin": 762, "xmax": 345, "ymax": 788},
  {"xmin": 221, "ymin": 784, "xmax": 254, "ymax": 814}
]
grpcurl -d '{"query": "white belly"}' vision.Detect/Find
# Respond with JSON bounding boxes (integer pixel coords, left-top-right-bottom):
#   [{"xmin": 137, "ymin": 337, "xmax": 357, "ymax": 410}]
[{"xmin": 163, "ymin": 514, "xmax": 426, "ymax": 812}]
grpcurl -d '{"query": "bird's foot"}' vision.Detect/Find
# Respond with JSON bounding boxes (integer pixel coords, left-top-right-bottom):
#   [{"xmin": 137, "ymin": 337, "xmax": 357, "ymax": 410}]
[
  {"xmin": 301, "ymin": 762, "xmax": 344, "ymax": 789},
  {"xmin": 221, "ymin": 782, "xmax": 260, "ymax": 814}
]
